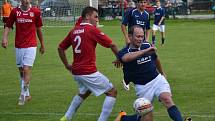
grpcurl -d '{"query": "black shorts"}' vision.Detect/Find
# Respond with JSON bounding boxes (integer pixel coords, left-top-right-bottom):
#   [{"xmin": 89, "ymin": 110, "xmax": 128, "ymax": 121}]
[{"xmin": 2, "ymin": 17, "xmax": 9, "ymax": 24}]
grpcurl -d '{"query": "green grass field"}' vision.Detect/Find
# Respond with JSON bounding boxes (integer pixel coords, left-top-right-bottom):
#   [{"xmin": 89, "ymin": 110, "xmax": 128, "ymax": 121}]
[{"xmin": 0, "ymin": 19, "xmax": 215, "ymax": 121}]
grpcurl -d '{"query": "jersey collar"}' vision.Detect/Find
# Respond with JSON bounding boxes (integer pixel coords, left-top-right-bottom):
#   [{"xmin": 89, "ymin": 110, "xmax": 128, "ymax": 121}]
[
  {"xmin": 19, "ymin": 4, "xmax": 32, "ymax": 12},
  {"xmin": 128, "ymin": 45, "xmax": 141, "ymax": 52},
  {"xmin": 80, "ymin": 23, "xmax": 93, "ymax": 26}
]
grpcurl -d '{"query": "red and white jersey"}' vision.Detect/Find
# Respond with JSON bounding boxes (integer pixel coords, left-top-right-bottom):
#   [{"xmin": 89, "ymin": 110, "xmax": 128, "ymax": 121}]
[
  {"xmin": 6, "ymin": 6, "xmax": 43, "ymax": 48},
  {"xmin": 59, "ymin": 23, "xmax": 113, "ymax": 75}
]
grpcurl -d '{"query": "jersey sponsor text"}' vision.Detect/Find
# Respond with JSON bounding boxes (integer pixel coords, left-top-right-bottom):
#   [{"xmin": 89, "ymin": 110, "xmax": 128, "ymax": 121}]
[
  {"xmin": 137, "ymin": 56, "xmax": 151, "ymax": 64},
  {"xmin": 17, "ymin": 18, "xmax": 33, "ymax": 23}
]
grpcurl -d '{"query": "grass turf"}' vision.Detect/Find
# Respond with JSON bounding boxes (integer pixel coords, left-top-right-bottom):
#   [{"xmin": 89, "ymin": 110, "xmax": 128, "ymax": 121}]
[{"xmin": 0, "ymin": 19, "xmax": 215, "ymax": 121}]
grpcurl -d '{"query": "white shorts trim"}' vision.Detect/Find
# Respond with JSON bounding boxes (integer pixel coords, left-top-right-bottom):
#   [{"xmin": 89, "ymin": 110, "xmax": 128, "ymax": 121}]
[
  {"xmin": 152, "ymin": 24, "xmax": 165, "ymax": 32},
  {"xmin": 135, "ymin": 74, "xmax": 171, "ymax": 102},
  {"xmin": 73, "ymin": 71, "xmax": 113, "ymax": 96},
  {"xmin": 15, "ymin": 47, "xmax": 37, "ymax": 67}
]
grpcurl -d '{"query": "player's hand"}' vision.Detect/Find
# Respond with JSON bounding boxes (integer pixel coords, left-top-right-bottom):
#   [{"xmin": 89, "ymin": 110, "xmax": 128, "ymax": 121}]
[
  {"xmin": 145, "ymin": 46, "xmax": 157, "ymax": 54},
  {"xmin": 112, "ymin": 59, "xmax": 122, "ymax": 68},
  {"xmin": 1, "ymin": 38, "xmax": 8, "ymax": 49},
  {"xmin": 39, "ymin": 46, "xmax": 45, "ymax": 54},
  {"xmin": 65, "ymin": 64, "xmax": 72, "ymax": 72}
]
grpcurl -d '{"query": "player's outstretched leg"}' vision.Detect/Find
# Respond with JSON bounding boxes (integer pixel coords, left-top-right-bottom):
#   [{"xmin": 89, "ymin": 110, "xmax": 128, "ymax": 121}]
[
  {"xmin": 167, "ymin": 105, "xmax": 183, "ymax": 121},
  {"xmin": 61, "ymin": 95, "xmax": 83, "ymax": 121},
  {"xmin": 60, "ymin": 91, "xmax": 91, "ymax": 121},
  {"xmin": 98, "ymin": 88, "xmax": 117, "ymax": 121},
  {"xmin": 160, "ymin": 92, "xmax": 183, "ymax": 121}
]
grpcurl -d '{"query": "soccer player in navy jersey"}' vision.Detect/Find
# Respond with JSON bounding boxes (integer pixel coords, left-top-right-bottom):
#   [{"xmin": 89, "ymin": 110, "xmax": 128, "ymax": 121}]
[
  {"xmin": 1, "ymin": 0, "xmax": 45, "ymax": 106},
  {"xmin": 115, "ymin": 25, "xmax": 183, "ymax": 121},
  {"xmin": 152, "ymin": 1, "xmax": 166, "ymax": 46},
  {"xmin": 121, "ymin": 0, "xmax": 151, "ymax": 91},
  {"xmin": 121, "ymin": 0, "xmax": 151, "ymax": 44},
  {"xmin": 58, "ymin": 6, "xmax": 120, "ymax": 121}
]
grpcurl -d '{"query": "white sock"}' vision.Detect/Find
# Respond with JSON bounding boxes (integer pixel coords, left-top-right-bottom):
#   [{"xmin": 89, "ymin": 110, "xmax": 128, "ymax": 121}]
[
  {"xmin": 25, "ymin": 81, "xmax": 30, "ymax": 96},
  {"xmin": 65, "ymin": 95, "xmax": 83, "ymax": 120},
  {"xmin": 20, "ymin": 79, "xmax": 24, "ymax": 90},
  {"xmin": 25, "ymin": 85, "xmax": 30, "ymax": 96},
  {"xmin": 21, "ymin": 83, "xmax": 29, "ymax": 97},
  {"xmin": 20, "ymin": 80, "xmax": 25, "ymax": 96},
  {"xmin": 98, "ymin": 96, "xmax": 116, "ymax": 121}
]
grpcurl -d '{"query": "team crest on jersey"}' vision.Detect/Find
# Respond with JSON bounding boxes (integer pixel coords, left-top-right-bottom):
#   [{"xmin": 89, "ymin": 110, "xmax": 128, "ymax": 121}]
[{"xmin": 30, "ymin": 12, "xmax": 34, "ymax": 17}]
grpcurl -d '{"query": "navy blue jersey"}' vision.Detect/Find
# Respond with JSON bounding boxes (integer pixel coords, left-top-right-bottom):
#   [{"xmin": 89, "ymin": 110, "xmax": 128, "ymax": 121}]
[
  {"xmin": 153, "ymin": 7, "xmax": 165, "ymax": 25},
  {"xmin": 122, "ymin": 8, "xmax": 150, "ymax": 31},
  {"xmin": 118, "ymin": 42, "xmax": 159, "ymax": 85}
]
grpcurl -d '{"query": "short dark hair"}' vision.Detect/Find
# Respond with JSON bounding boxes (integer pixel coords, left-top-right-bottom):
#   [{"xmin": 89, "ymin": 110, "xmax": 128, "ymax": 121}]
[
  {"xmin": 81, "ymin": 6, "xmax": 98, "ymax": 19},
  {"xmin": 128, "ymin": 25, "xmax": 143, "ymax": 35}
]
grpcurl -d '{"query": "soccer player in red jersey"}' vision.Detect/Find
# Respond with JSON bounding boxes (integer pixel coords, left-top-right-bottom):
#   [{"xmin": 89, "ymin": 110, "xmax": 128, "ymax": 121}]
[
  {"xmin": 1, "ymin": 0, "xmax": 45, "ymax": 105},
  {"xmin": 58, "ymin": 6, "xmax": 120, "ymax": 121}
]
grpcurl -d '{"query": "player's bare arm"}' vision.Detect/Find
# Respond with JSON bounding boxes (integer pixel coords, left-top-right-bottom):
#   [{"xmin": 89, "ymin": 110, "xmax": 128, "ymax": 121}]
[
  {"xmin": 58, "ymin": 48, "xmax": 72, "ymax": 71},
  {"xmin": 109, "ymin": 42, "xmax": 119, "ymax": 57},
  {"xmin": 109, "ymin": 42, "xmax": 122, "ymax": 68},
  {"xmin": 1, "ymin": 27, "xmax": 10, "ymax": 48},
  {"xmin": 122, "ymin": 47, "xmax": 156, "ymax": 62},
  {"xmin": 121, "ymin": 24, "xmax": 130, "ymax": 44},
  {"xmin": 36, "ymin": 27, "xmax": 45, "ymax": 54},
  {"xmin": 145, "ymin": 29, "xmax": 151, "ymax": 41},
  {"xmin": 159, "ymin": 16, "xmax": 165, "ymax": 25}
]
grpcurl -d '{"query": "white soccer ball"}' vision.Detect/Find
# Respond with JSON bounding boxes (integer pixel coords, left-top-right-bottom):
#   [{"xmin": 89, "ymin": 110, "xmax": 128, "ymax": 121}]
[{"xmin": 133, "ymin": 98, "xmax": 153, "ymax": 116}]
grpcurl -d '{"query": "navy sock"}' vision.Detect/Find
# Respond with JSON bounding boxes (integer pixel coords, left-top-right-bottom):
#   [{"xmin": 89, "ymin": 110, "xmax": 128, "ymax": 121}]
[
  {"xmin": 121, "ymin": 114, "xmax": 141, "ymax": 121},
  {"xmin": 162, "ymin": 38, "xmax": 165, "ymax": 44},
  {"xmin": 152, "ymin": 35, "xmax": 156, "ymax": 45},
  {"xmin": 167, "ymin": 105, "xmax": 183, "ymax": 121}
]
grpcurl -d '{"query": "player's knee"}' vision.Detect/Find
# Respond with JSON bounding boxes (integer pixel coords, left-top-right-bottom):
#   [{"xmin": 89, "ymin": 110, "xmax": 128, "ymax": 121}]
[
  {"xmin": 159, "ymin": 94, "xmax": 174, "ymax": 108},
  {"xmin": 79, "ymin": 90, "xmax": 91, "ymax": 100},
  {"xmin": 106, "ymin": 87, "xmax": 117, "ymax": 97},
  {"xmin": 23, "ymin": 66, "xmax": 31, "ymax": 73}
]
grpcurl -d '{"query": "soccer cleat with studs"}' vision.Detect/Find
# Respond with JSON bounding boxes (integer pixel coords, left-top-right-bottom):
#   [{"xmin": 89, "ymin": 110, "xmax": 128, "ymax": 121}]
[
  {"xmin": 114, "ymin": 111, "xmax": 127, "ymax": 121},
  {"xmin": 184, "ymin": 116, "xmax": 192, "ymax": 121},
  {"xmin": 18, "ymin": 95, "xmax": 31, "ymax": 106},
  {"xmin": 18, "ymin": 95, "xmax": 25, "ymax": 105},
  {"xmin": 60, "ymin": 115, "xmax": 70, "ymax": 121}
]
